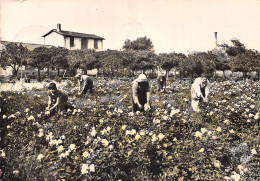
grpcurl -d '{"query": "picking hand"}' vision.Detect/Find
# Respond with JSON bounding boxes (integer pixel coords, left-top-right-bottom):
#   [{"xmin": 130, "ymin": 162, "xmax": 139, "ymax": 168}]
[
  {"xmin": 138, "ymin": 103, "xmax": 143, "ymax": 110},
  {"xmin": 144, "ymin": 103, "xmax": 151, "ymax": 111}
]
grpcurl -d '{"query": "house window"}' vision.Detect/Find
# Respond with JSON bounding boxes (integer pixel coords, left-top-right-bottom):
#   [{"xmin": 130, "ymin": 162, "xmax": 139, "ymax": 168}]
[
  {"xmin": 70, "ymin": 37, "xmax": 74, "ymax": 47},
  {"xmin": 81, "ymin": 38, "xmax": 88, "ymax": 50},
  {"xmin": 94, "ymin": 39, "xmax": 98, "ymax": 49}
]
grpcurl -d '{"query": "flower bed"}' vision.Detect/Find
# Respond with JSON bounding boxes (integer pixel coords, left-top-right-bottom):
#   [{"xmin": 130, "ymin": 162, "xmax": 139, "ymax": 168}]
[{"xmin": 0, "ymin": 78, "xmax": 259, "ymax": 180}]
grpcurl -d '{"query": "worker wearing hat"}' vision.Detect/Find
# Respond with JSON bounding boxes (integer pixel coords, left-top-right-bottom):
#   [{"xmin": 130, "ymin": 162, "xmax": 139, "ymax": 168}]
[
  {"xmin": 191, "ymin": 73, "xmax": 210, "ymax": 112},
  {"xmin": 132, "ymin": 74, "xmax": 151, "ymax": 113},
  {"xmin": 157, "ymin": 72, "xmax": 167, "ymax": 92},
  {"xmin": 75, "ymin": 74, "xmax": 93, "ymax": 95},
  {"xmin": 46, "ymin": 82, "xmax": 68, "ymax": 113}
]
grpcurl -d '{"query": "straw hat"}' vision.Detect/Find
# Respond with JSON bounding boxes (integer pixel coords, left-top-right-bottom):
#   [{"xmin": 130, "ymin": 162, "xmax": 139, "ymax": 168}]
[
  {"xmin": 136, "ymin": 74, "xmax": 148, "ymax": 82},
  {"xmin": 75, "ymin": 74, "xmax": 81, "ymax": 78}
]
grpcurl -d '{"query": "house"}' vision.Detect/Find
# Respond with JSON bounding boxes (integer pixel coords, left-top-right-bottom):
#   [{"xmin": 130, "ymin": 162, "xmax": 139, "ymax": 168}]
[{"xmin": 42, "ymin": 24, "xmax": 105, "ymax": 51}]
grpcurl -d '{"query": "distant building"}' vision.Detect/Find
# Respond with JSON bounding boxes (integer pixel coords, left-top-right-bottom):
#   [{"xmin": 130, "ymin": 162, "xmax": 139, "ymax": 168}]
[
  {"xmin": 1, "ymin": 41, "xmax": 53, "ymax": 51},
  {"xmin": 42, "ymin": 23, "xmax": 105, "ymax": 51}
]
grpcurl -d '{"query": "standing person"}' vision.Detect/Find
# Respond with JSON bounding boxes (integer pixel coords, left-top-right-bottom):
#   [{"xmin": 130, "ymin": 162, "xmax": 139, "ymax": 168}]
[
  {"xmin": 46, "ymin": 83, "xmax": 68, "ymax": 114},
  {"xmin": 0, "ymin": 92, "xmax": 3, "ymax": 115},
  {"xmin": 132, "ymin": 73, "xmax": 151, "ymax": 113},
  {"xmin": 75, "ymin": 74, "xmax": 93, "ymax": 95},
  {"xmin": 191, "ymin": 74, "xmax": 210, "ymax": 112},
  {"xmin": 157, "ymin": 73, "xmax": 167, "ymax": 92}
]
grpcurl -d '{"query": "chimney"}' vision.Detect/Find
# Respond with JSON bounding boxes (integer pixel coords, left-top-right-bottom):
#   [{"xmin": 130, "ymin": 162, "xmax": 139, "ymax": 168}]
[
  {"xmin": 57, "ymin": 23, "xmax": 61, "ymax": 32},
  {"xmin": 214, "ymin": 32, "xmax": 217, "ymax": 49}
]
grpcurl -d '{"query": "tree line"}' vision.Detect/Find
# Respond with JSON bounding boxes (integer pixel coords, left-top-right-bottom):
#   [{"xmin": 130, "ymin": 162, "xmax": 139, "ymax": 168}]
[{"xmin": 0, "ymin": 37, "xmax": 259, "ymax": 81}]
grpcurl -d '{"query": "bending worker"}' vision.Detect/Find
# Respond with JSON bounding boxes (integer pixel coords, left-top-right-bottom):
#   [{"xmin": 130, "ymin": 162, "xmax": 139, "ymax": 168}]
[
  {"xmin": 75, "ymin": 74, "xmax": 93, "ymax": 95},
  {"xmin": 191, "ymin": 73, "xmax": 210, "ymax": 112},
  {"xmin": 132, "ymin": 73, "xmax": 151, "ymax": 113},
  {"xmin": 47, "ymin": 83, "xmax": 68, "ymax": 114},
  {"xmin": 157, "ymin": 73, "xmax": 167, "ymax": 92}
]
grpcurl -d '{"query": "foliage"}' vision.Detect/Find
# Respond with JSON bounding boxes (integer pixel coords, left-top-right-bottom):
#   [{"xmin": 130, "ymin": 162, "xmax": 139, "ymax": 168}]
[
  {"xmin": 28, "ymin": 46, "xmax": 53, "ymax": 81},
  {"xmin": 178, "ymin": 52, "xmax": 216, "ymax": 77},
  {"xmin": 0, "ymin": 42, "xmax": 29, "ymax": 77},
  {"xmin": 50, "ymin": 47, "xmax": 69, "ymax": 70},
  {"xmin": 0, "ymin": 78, "xmax": 259, "ymax": 180},
  {"xmin": 229, "ymin": 49, "xmax": 260, "ymax": 72},
  {"xmin": 83, "ymin": 50, "xmax": 100, "ymax": 71},
  {"xmin": 67, "ymin": 49, "xmax": 85, "ymax": 72},
  {"xmin": 211, "ymin": 49, "xmax": 230, "ymax": 70},
  {"xmin": 226, "ymin": 39, "xmax": 246, "ymax": 56},
  {"xmin": 123, "ymin": 37, "xmax": 154, "ymax": 51},
  {"xmin": 1, "ymin": 38, "xmax": 258, "ymax": 80}
]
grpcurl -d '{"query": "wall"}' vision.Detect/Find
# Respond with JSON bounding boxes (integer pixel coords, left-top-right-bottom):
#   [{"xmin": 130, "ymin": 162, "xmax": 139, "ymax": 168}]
[
  {"xmin": 97, "ymin": 40, "xmax": 103, "ymax": 51},
  {"xmin": 88, "ymin": 39, "xmax": 94, "ymax": 49},
  {"xmin": 86, "ymin": 39, "xmax": 103, "ymax": 51},
  {"xmin": 44, "ymin": 33, "xmax": 103, "ymax": 51},
  {"xmin": 44, "ymin": 32, "xmax": 64, "ymax": 47},
  {"xmin": 64, "ymin": 37, "xmax": 81, "ymax": 50}
]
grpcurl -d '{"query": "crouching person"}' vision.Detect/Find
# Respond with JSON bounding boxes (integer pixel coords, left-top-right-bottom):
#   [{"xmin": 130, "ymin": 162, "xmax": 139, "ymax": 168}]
[
  {"xmin": 157, "ymin": 74, "xmax": 167, "ymax": 92},
  {"xmin": 191, "ymin": 74, "xmax": 210, "ymax": 112},
  {"xmin": 132, "ymin": 74, "xmax": 151, "ymax": 113},
  {"xmin": 46, "ymin": 83, "xmax": 68, "ymax": 114},
  {"xmin": 75, "ymin": 74, "xmax": 93, "ymax": 95}
]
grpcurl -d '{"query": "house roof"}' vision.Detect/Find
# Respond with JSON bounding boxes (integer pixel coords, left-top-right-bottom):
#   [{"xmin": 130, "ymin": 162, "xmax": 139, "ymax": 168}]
[
  {"xmin": 42, "ymin": 29, "xmax": 105, "ymax": 40},
  {"xmin": 1, "ymin": 41, "xmax": 53, "ymax": 51}
]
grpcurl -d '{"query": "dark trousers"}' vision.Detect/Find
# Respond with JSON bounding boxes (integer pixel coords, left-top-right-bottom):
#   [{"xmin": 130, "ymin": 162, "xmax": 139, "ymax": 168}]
[
  {"xmin": 132, "ymin": 95, "xmax": 147, "ymax": 113},
  {"xmin": 82, "ymin": 83, "xmax": 93, "ymax": 94}
]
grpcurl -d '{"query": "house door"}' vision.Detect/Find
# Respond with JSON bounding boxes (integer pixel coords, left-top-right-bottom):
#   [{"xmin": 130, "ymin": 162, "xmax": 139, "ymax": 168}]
[{"xmin": 81, "ymin": 38, "xmax": 88, "ymax": 50}]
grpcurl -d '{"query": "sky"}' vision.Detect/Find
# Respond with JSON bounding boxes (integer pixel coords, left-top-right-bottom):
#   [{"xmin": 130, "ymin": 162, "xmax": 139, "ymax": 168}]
[{"xmin": 0, "ymin": 0, "xmax": 260, "ymax": 54}]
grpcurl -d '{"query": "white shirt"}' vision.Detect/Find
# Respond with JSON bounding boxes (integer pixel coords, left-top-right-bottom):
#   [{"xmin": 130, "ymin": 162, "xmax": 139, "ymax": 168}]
[{"xmin": 191, "ymin": 77, "xmax": 210, "ymax": 99}]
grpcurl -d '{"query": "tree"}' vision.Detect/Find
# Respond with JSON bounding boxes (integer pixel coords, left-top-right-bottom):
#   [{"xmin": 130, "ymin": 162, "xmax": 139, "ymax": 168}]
[
  {"xmin": 179, "ymin": 52, "xmax": 216, "ymax": 78},
  {"xmin": 130, "ymin": 50, "xmax": 155, "ymax": 75},
  {"xmin": 221, "ymin": 39, "xmax": 260, "ymax": 77},
  {"xmin": 156, "ymin": 53, "xmax": 172, "ymax": 77},
  {"xmin": 211, "ymin": 49, "xmax": 230, "ymax": 70},
  {"xmin": 0, "ymin": 43, "xmax": 29, "ymax": 77},
  {"xmin": 67, "ymin": 50, "xmax": 84, "ymax": 66},
  {"xmin": 50, "ymin": 47, "xmax": 69, "ymax": 76},
  {"xmin": 28, "ymin": 46, "xmax": 52, "ymax": 81},
  {"xmin": 83, "ymin": 50, "xmax": 100, "ymax": 72},
  {"xmin": 97, "ymin": 50, "xmax": 123, "ymax": 77},
  {"xmin": 229, "ymin": 49, "xmax": 260, "ymax": 73},
  {"xmin": 121, "ymin": 50, "xmax": 138, "ymax": 76},
  {"xmin": 122, "ymin": 37, "xmax": 154, "ymax": 51},
  {"xmin": 66, "ymin": 49, "xmax": 86, "ymax": 76},
  {"xmin": 156, "ymin": 52, "xmax": 186, "ymax": 78},
  {"xmin": 220, "ymin": 39, "xmax": 246, "ymax": 57}
]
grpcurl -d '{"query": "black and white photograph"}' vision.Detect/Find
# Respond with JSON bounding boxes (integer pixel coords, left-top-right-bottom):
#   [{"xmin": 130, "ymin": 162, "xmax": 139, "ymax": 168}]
[{"xmin": 0, "ymin": 0, "xmax": 259, "ymax": 180}]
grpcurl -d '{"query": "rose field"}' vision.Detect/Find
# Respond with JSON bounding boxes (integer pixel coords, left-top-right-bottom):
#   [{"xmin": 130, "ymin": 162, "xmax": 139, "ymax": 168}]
[{"xmin": 0, "ymin": 78, "xmax": 259, "ymax": 181}]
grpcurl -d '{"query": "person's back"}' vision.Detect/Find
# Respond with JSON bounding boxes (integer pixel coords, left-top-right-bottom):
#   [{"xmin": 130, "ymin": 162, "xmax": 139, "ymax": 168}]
[
  {"xmin": 191, "ymin": 75, "xmax": 210, "ymax": 112},
  {"xmin": 135, "ymin": 81, "xmax": 149, "ymax": 99},
  {"xmin": 132, "ymin": 74, "xmax": 150, "ymax": 113},
  {"xmin": 48, "ymin": 89, "xmax": 68, "ymax": 107},
  {"xmin": 157, "ymin": 75, "xmax": 166, "ymax": 91},
  {"xmin": 81, "ymin": 75, "xmax": 93, "ymax": 84},
  {"xmin": 47, "ymin": 83, "xmax": 68, "ymax": 113},
  {"xmin": 80, "ymin": 75, "xmax": 93, "ymax": 94}
]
